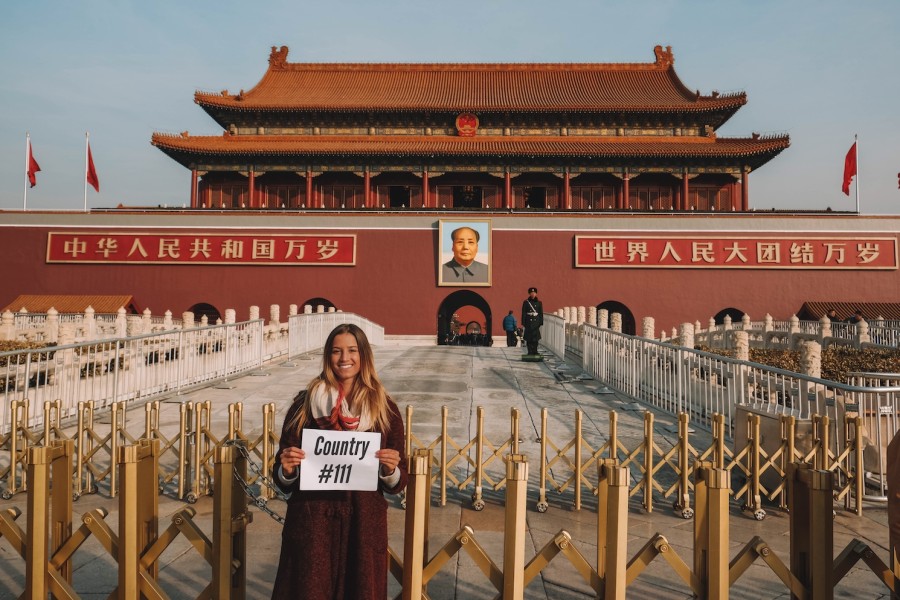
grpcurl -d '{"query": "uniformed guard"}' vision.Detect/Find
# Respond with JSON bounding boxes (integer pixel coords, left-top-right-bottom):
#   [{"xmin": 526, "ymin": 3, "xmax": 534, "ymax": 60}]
[{"xmin": 521, "ymin": 287, "xmax": 543, "ymax": 358}]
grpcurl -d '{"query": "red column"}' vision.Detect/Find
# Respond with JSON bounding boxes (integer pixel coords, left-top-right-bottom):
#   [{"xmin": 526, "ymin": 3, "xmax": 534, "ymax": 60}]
[
  {"xmin": 190, "ymin": 169, "xmax": 198, "ymax": 208},
  {"xmin": 364, "ymin": 170, "xmax": 371, "ymax": 208},
  {"xmin": 248, "ymin": 169, "xmax": 255, "ymax": 208},
  {"xmin": 505, "ymin": 171, "xmax": 512, "ymax": 209},
  {"xmin": 422, "ymin": 170, "xmax": 429, "ymax": 208},
  {"xmin": 681, "ymin": 171, "xmax": 689, "ymax": 211},
  {"xmin": 741, "ymin": 168, "xmax": 749, "ymax": 211},
  {"xmin": 305, "ymin": 170, "xmax": 313, "ymax": 208},
  {"xmin": 621, "ymin": 172, "xmax": 630, "ymax": 210},
  {"xmin": 563, "ymin": 171, "xmax": 571, "ymax": 209}
]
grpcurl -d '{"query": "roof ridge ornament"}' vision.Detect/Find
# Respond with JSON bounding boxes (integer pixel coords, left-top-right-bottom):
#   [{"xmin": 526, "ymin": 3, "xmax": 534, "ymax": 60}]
[
  {"xmin": 269, "ymin": 45, "xmax": 289, "ymax": 69},
  {"xmin": 653, "ymin": 45, "xmax": 674, "ymax": 68}
]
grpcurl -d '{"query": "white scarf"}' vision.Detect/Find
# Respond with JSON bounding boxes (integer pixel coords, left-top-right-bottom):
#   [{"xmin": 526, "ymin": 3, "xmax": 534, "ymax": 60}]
[{"xmin": 309, "ymin": 383, "xmax": 373, "ymax": 432}]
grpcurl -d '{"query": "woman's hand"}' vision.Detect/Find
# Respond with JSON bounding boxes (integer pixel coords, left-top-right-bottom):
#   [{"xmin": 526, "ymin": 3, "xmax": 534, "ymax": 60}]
[
  {"xmin": 280, "ymin": 446, "xmax": 306, "ymax": 476},
  {"xmin": 375, "ymin": 448, "xmax": 400, "ymax": 476}
]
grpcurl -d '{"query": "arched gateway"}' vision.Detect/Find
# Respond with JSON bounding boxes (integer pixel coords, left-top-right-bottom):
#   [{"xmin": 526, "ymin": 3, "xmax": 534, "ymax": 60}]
[{"xmin": 437, "ymin": 291, "xmax": 493, "ymax": 346}]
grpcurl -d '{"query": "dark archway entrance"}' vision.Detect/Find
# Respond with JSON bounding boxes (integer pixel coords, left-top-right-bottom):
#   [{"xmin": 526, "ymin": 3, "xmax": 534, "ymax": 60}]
[
  {"xmin": 713, "ymin": 307, "xmax": 745, "ymax": 325},
  {"xmin": 437, "ymin": 290, "xmax": 493, "ymax": 346},
  {"xmin": 596, "ymin": 300, "xmax": 636, "ymax": 335},
  {"xmin": 303, "ymin": 297, "xmax": 336, "ymax": 312},
  {"xmin": 188, "ymin": 302, "xmax": 221, "ymax": 324}
]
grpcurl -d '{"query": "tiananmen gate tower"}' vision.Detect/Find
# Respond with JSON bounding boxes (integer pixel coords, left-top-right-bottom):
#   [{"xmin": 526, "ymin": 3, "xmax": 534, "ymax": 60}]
[{"xmin": 1, "ymin": 46, "xmax": 897, "ymax": 342}]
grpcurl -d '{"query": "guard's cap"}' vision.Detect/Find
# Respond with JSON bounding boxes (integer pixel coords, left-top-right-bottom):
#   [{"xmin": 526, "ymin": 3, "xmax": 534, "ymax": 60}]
[{"xmin": 528, "ymin": 287, "xmax": 538, "ymax": 293}]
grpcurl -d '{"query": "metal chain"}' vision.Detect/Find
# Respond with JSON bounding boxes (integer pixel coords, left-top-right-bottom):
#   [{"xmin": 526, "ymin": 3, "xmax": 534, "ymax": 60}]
[{"xmin": 223, "ymin": 439, "xmax": 287, "ymax": 525}]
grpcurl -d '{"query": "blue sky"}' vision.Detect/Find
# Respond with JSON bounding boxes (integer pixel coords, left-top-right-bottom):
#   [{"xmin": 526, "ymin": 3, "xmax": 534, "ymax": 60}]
[{"xmin": 2, "ymin": 0, "xmax": 898, "ymax": 214}]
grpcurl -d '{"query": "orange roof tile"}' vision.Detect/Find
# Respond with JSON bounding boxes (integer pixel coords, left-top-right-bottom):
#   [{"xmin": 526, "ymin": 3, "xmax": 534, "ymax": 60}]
[
  {"xmin": 194, "ymin": 46, "xmax": 745, "ymax": 113},
  {"xmin": 2, "ymin": 295, "xmax": 138, "ymax": 314},
  {"xmin": 152, "ymin": 133, "xmax": 789, "ymax": 160}
]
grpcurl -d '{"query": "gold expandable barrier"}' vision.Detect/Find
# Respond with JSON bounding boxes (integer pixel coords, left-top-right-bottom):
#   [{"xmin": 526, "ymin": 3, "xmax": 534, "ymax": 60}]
[
  {"xmin": 4, "ymin": 439, "xmax": 899, "ymax": 598},
  {"xmin": 3, "ymin": 438, "xmax": 250, "ymax": 599}
]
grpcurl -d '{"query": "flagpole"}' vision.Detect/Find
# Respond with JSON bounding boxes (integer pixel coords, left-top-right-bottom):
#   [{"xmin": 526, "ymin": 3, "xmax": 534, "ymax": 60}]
[
  {"xmin": 84, "ymin": 132, "xmax": 89, "ymax": 212},
  {"xmin": 854, "ymin": 134, "xmax": 860, "ymax": 214},
  {"xmin": 24, "ymin": 133, "xmax": 29, "ymax": 211}
]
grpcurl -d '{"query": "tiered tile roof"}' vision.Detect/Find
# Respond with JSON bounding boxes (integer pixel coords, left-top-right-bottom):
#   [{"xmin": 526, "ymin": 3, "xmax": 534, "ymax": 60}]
[
  {"xmin": 194, "ymin": 45, "xmax": 745, "ymax": 115},
  {"xmin": 152, "ymin": 133, "xmax": 789, "ymax": 162},
  {"xmin": 153, "ymin": 46, "xmax": 789, "ymax": 172}
]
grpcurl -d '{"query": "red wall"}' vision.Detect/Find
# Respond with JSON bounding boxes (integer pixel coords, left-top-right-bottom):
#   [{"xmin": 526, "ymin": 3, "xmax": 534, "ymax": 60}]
[{"xmin": 1, "ymin": 212, "xmax": 897, "ymax": 337}]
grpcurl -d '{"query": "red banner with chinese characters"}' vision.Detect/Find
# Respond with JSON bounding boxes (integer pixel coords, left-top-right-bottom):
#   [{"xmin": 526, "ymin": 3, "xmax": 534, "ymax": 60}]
[
  {"xmin": 574, "ymin": 236, "xmax": 898, "ymax": 269},
  {"xmin": 47, "ymin": 232, "xmax": 356, "ymax": 265}
]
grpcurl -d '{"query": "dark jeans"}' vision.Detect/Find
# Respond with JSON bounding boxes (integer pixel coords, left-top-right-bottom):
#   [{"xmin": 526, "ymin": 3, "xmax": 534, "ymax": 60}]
[{"xmin": 506, "ymin": 331, "xmax": 517, "ymax": 347}]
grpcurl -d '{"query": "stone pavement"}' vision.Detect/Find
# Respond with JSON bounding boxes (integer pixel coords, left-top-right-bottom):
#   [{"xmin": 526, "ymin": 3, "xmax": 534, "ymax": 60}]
[{"xmin": 0, "ymin": 342, "xmax": 893, "ymax": 599}]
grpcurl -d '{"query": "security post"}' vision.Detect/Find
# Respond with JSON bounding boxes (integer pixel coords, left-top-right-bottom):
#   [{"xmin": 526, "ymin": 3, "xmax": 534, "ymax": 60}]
[
  {"xmin": 213, "ymin": 441, "xmax": 251, "ymax": 599},
  {"xmin": 597, "ymin": 458, "xmax": 629, "ymax": 599},
  {"xmin": 25, "ymin": 438, "xmax": 74, "ymax": 597},
  {"xmin": 117, "ymin": 438, "xmax": 160, "ymax": 600},
  {"xmin": 503, "ymin": 454, "xmax": 528, "ymax": 599},
  {"xmin": 788, "ymin": 462, "xmax": 833, "ymax": 600},
  {"xmin": 694, "ymin": 461, "xmax": 730, "ymax": 599},
  {"xmin": 402, "ymin": 449, "xmax": 432, "ymax": 599}
]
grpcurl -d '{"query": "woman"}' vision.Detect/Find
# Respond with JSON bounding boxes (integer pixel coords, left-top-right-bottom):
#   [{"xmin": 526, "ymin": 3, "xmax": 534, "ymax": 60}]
[{"xmin": 271, "ymin": 323, "xmax": 408, "ymax": 599}]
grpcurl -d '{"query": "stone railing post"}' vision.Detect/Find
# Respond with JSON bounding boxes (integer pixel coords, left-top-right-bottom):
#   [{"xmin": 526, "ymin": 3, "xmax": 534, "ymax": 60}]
[
  {"xmin": 680, "ymin": 323, "xmax": 694, "ymax": 349},
  {"xmin": 642, "ymin": 317, "xmax": 655, "ymax": 339},
  {"xmin": 764, "ymin": 313, "xmax": 774, "ymax": 332},
  {"xmin": 610, "ymin": 313, "xmax": 622, "ymax": 333},
  {"xmin": 84, "ymin": 306, "xmax": 96, "ymax": 340},
  {"xmin": 723, "ymin": 315, "xmax": 733, "ymax": 331},
  {"xmin": 46, "ymin": 307, "xmax": 60, "ymax": 343},
  {"xmin": 789, "ymin": 314, "xmax": 800, "ymax": 334},
  {"xmin": 116, "ymin": 307, "xmax": 128, "ymax": 338},
  {"xmin": 799, "ymin": 341, "xmax": 822, "ymax": 379},
  {"xmin": 0, "ymin": 309, "xmax": 14, "ymax": 341},
  {"xmin": 741, "ymin": 314, "xmax": 751, "ymax": 330},
  {"xmin": 249, "ymin": 305, "xmax": 259, "ymax": 321},
  {"xmin": 577, "ymin": 306, "xmax": 586, "ymax": 324},
  {"xmin": 857, "ymin": 319, "xmax": 870, "ymax": 346},
  {"xmin": 201, "ymin": 315, "xmax": 209, "ymax": 327},
  {"xmin": 224, "ymin": 309, "xmax": 236, "ymax": 324},
  {"xmin": 163, "ymin": 310, "xmax": 173, "ymax": 330},
  {"xmin": 269, "ymin": 304, "xmax": 280, "ymax": 327},
  {"xmin": 288, "ymin": 304, "xmax": 298, "ymax": 317},
  {"xmin": 819, "ymin": 316, "xmax": 831, "ymax": 342},
  {"xmin": 142, "ymin": 308, "xmax": 152, "ymax": 334},
  {"xmin": 599, "ymin": 309, "xmax": 609, "ymax": 329},
  {"xmin": 734, "ymin": 331, "xmax": 749, "ymax": 362},
  {"xmin": 303, "ymin": 304, "xmax": 312, "ymax": 314},
  {"xmin": 182, "ymin": 311, "xmax": 195, "ymax": 329},
  {"xmin": 588, "ymin": 306, "xmax": 597, "ymax": 327}
]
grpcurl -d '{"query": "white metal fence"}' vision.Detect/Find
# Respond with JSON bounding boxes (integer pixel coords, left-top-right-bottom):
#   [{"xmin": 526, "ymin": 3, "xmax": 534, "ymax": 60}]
[{"xmin": 545, "ymin": 317, "xmax": 900, "ymax": 501}]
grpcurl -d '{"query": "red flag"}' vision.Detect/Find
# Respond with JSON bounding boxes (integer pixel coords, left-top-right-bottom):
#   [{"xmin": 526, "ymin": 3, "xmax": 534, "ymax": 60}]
[
  {"xmin": 26, "ymin": 138, "xmax": 41, "ymax": 188},
  {"xmin": 842, "ymin": 142, "xmax": 857, "ymax": 196},
  {"xmin": 86, "ymin": 141, "xmax": 100, "ymax": 192}
]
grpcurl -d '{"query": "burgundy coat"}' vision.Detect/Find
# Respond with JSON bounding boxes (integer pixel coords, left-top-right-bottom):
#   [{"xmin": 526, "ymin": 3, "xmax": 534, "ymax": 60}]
[{"xmin": 271, "ymin": 393, "xmax": 408, "ymax": 600}]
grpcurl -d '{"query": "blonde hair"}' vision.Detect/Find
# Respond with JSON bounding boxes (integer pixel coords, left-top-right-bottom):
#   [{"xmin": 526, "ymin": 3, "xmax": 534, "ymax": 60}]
[{"xmin": 287, "ymin": 323, "xmax": 392, "ymax": 435}]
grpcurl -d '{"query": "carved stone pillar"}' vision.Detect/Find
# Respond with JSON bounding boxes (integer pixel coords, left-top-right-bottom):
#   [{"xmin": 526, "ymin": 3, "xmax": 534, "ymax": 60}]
[
  {"xmin": 734, "ymin": 331, "xmax": 750, "ymax": 361},
  {"xmin": 680, "ymin": 323, "xmax": 694, "ymax": 349},
  {"xmin": 799, "ymin": 341, "xmax": 822, "ymax": 379},
  {"xmin": 642, "ymin": 317, "xmax": 655, "ymax": 339}
]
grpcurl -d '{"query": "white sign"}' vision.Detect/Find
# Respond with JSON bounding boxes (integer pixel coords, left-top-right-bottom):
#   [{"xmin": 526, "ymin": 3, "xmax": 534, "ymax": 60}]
[{"xmin": 299, "ymin": 429, "xmax": 382, "ymax": 491}]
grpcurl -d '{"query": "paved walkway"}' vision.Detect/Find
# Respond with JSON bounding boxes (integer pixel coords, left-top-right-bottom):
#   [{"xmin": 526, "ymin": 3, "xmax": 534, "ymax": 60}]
[{"xmin": 0, "ymin": 343, "xmax": 893, "ymax": 599}]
